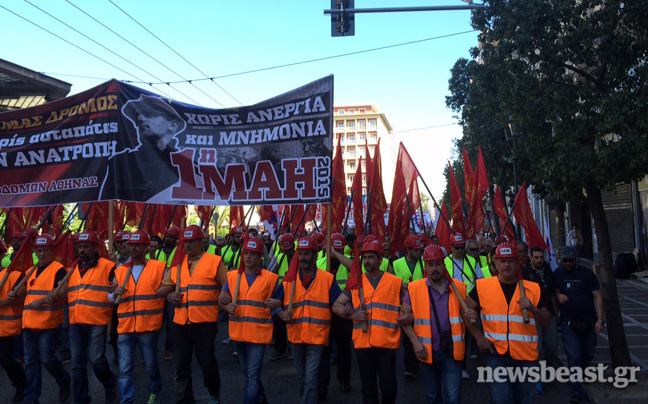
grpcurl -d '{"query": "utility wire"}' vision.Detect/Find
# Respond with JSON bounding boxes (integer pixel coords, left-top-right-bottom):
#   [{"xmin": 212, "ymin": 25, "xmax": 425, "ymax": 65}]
[
  {"xmin": 64, "ymin": 0, "xmax": 226, "ymax": 108},
  {"xmin": 394, "ymin": 123, "xmax": 458, "ymax": 134},
  {"xmin": 21, "ymin": 0, "xmax": 200, "ymax": 105},
  {"xmin": 109, "ymin": 0, "xmax": 242, "ymax": 106}
]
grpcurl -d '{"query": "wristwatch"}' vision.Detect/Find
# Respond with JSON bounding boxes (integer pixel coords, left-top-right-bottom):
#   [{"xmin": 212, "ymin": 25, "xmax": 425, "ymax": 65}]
[{"xmin": 598, "ymin": 320, "xmax": 605, "ymax": 326}]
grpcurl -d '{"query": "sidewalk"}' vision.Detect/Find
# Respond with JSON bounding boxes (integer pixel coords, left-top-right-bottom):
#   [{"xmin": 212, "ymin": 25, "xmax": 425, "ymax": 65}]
[{"xmin": 555, "ymin": 278, "xmax": 648, "ymax": 403}]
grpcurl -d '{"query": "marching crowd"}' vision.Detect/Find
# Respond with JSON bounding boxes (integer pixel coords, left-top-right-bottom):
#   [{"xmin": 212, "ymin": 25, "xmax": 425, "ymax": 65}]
[{"xmin": 0, "ymin": 224, "xmax": 606, "ymax": 404}]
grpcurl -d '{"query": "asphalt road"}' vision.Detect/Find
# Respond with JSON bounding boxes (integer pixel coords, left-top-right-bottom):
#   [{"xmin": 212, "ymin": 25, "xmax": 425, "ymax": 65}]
[{"xmin": 0, "ymin": 318, "xmax": 574, "ymax": 404}]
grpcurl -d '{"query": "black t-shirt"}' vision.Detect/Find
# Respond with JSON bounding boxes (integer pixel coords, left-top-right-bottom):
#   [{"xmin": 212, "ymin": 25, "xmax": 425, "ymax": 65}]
[
  {"xmin": 554, "ymin": 265, "xmax": 600, "ymax": 323},
  {"xmin": 469, "ymin": 279, "xmax": 547, "ymax": 310}
]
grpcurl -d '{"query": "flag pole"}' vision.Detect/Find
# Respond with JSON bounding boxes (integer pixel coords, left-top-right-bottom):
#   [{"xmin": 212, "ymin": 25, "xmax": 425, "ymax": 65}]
[
  {"xmin": 418, "ymin": 176, "xmax": 453, "ymax": 233},
  {"xmin": 342, "ymin": 189, "xmax": 354, "ymax": 235},
  {"xmin": 326, "ymin": 204, "xmax": 332, "ymax": 273},
  {"xmin": 108, "ymin": 201, "xmax": 115, "ymax": 255}
]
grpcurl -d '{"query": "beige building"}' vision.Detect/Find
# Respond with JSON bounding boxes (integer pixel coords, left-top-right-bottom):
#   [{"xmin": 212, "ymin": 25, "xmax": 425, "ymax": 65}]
[{"xmin": 333, "ymin": 104, "xmax": 396, "ymax": 201}]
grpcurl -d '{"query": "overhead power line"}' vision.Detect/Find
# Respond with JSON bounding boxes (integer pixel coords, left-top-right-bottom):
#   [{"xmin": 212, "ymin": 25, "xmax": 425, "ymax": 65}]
[
  {"xmin": 109, "ymin": 0, "xmax": 242, "ymax": 106},
  {"xmin": 394, "ymin": 123, "xmax": 458, "ymax": 134},
  {"xmin": 21, "ymin": 0, "xmax": 201, "ymax": 105}
]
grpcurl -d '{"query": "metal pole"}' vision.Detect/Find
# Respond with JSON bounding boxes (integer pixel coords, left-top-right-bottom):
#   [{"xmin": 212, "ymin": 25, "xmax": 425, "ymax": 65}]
[{"xmin": 324, "ymin": 5, "xmax": 483, "ymax": 14}]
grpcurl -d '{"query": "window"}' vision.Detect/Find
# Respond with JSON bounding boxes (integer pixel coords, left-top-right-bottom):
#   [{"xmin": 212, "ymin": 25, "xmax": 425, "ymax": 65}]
[
  {"xmin": 338, "ymin": 109, "xmax": 345, "ymax": 115},
  {"xmin": 358, "ymin": 133, "xmax": 366, "ymax": 141},
  {"xmin": 349, "ymin": 109, "xmax": 355, "ymax": 114},
  {"xmin": 349, "ymin": 148, "xmax": 355, "ymax": 157},
  {"xmin": 370, "ymin": 146, "xmax": 375, "ymax": 155},
  {"xmin": 362, "ymin": 175, "xmax": 367, "ymax": 185},
  {"xmin": 348, "ymin": 134, "xmax": 355, "ymax": 143},
  {"xmin": 340, "ymin": 136, "xmax": 345, "ymax": 144},
  {"xmin": 349, "ymin": 175, "xmax": 354, "ymax": 183},
  {"xmin": 349, "ymin": 161, "xmax": 356, "ymax": 170},
  {"xmin": 362, "ymin": 161, "xmax": 366, "ymax": 170},
  {"xmin": 358, "ymin": 120, "xmax": 366, "ymax": 130},
  {"xmin": 369, "ymin": 119, "xmax": 377, "ymax": 129},
  {"xmin": 348, "ymin": 121, "xmax": 355, "ymax": 129},
  {"xmin": 359, "ymin": 108, "xmax": 366, "ymax": 114},
  {"xmin": 336, "ymin": 121, "xmax": 344, "ymax": 129},
  {"xmin": 370, "ymin": 133, "xmax": 377, "ymax": 141},
  {"xmin": 359, "ymin": 147, "xmax": 365, "ymax": 157}
]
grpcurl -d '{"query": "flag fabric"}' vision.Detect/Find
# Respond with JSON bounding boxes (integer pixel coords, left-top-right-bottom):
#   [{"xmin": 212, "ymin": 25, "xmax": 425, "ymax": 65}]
[
  {"xmin": 344, "ymin": 240, "xmax": 363, "ymax": 291},
  {"xmin": 448, "ymin": 161, "xmax": 466, "ymax": 237},
  {"xmin": 368, "ymin": 139, "xmax": 387, "ymax": 243},
  {"xmin": 543, "ymin": 215, "xmax": 558, "ymax": 272},
  {"xmin": 281, "ymin": 250, "xmax": 300, "ymax": 283},
  {"xmin": 388, "ymin": 143, "xmax": 421, "ymax": 254},
  {"xmin": 463, "ymin": 147, "xmax": 475, "ymax": 204},
  {"xmin": 6, "ymin": 237, "xmax": 34, "ymax": 273},
  {"xmin": 169, "ymin": 237, "xmax": 185, "ymax": 270},
  {"xmin": 466, "ymin": 147, "xmax": 490, "ymax": 238},
  {"xmin": 513, "ymin": 182, "xmax": 548, "ymax": 250},
  {"xmin": 23, "ymin": 207, "xmax": 47, "ymax": 229},
  {"xmin": 434, "ymin": 202, "xmax": 452, "ymax": 253},
  {"xmin": 53, "ymin": 230, "xmax": 76, "ymax": 269},
  {"xmin": 2, "ymin": 208, "xmax": 24, "ymax": 246},
  {"xmin": 49, "ymin": 205, "xmax": 65, "ymax": 236},
  {"xmin": 364, "ymin": 138, "xmax": 373, "ymax": 184},
  {"xmin": 493, "ymin": 185, "xmax": 516, "ymax": 241},
  {"xmin": 351, "ymin": 156, "xmax": 364, "ymax": 234},
  {"xmin": 84, "ymin": 202, "xmax": 109, "ymax": 236},
  {"xmin": 322, "ymin": 135, "xmax": 347, "ymax": 234}
]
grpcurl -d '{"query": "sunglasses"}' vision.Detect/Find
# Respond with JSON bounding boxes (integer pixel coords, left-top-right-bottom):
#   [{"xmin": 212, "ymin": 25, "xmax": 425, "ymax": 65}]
[
  {"xmin": 562, "ymin": 258, "xmax": 575, "ymax": 263},
  {"xmin": 467, "ymin": 248, "xmax": 478, "ymax": 252},
  {"xmin": 453, "ymin": 246, "xmax": 465, "ymax": 250}
]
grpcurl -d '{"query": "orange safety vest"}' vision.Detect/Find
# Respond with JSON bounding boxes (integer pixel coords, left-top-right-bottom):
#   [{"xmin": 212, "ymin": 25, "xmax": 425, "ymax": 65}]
[
  {"xmin": 228, "ymin": 269, "xmax": 278, "ymax": 344},
  {"xmin": 409, "ymin": 278, "xmax": 466, "ymax": 363},
  {"xmin": 68, "ymin": 258, "xmax": 115, "ymax": 326},
  {"xmin": 283, "ymin": 269, "xmax": 333, "ymax": 345},
  {"xmin": 114, "ymin": 260, "xmax": 166, "ymax": 334},
  {"xmin": 23, "ymin": 261, "xmax": 66, "ymax": 330},
  {"xmin": 0, "ymin": 269, "xmax": 22, "ymax": 337},
  {"xmin": 351, "ymin": 272, "xmax": 402, "ymax": 349},
  {"xmin": 476, "ymin": 276, "xmax": 541, "ymax": 361},
  {"xmin": 171, "ymin": 253, "xmax": 222, "ymax": 325}
]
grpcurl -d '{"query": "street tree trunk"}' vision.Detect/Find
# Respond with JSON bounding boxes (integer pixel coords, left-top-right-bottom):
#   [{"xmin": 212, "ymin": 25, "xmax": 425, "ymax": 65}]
[{"xmin": 585, "ymin": 184, "xmax": 632, "ymax": 368}]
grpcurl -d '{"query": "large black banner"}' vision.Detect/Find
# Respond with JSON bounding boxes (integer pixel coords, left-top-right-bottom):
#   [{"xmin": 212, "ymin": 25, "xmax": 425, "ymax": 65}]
[{"xmin": 0, "ymin": 76, "xmax": 333, "ymax": 207}]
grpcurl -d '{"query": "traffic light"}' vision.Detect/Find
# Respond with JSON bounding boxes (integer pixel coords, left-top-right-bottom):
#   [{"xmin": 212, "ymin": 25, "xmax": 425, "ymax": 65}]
[{"xmin": 331, "ymin": 0, "xmax": 355, "ymax": 37}]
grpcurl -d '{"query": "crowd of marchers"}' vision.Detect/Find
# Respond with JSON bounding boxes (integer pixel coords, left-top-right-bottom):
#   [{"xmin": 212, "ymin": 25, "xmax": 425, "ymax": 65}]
[{"xmin": 0, "ymin": 224, "xmax": 605, "ymax": 404}]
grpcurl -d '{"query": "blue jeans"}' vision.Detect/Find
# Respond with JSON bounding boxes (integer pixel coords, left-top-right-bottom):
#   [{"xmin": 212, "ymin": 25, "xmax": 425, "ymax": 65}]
[
  {"xmin": 23, "ymin": 328, "xmax": 71, "ymax": 404},
  {"xmin": 117, "ymin": 331, "xmax": 162, "ymax": 403},
  {"xmin": 419, "ymin": 350, "xmax": 462, "ymax": 404},
  {"xmin": 290, "ymin": 343, "xmax": 324, "ymax": 404},
  {"xmin": 485, "ymin": 353, "xmax": 535, "ymax": 404},
  {"xmin": 70, "ymin": 324, "xmax": 116, "ymax": 404},
  {"xmin": 232, "ymin": 341, "xmax": 267, "ymax": 404},
  {"xmin": 60, "ymin": 305, "xmax": 71, "ymax": 360},
  {"xmin": 561, "ymin": 322, "xmax": 597, "ymax": 398}
]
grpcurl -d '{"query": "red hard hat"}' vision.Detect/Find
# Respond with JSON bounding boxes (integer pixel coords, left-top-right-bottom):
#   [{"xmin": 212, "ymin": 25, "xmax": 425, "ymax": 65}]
[
  {"xmin": 243, "ymin": 237, "xmax": 265, "ymax": 255},
  {"xmin": 11, "ymin": 231, "xmax": 23, "ymax": 240},
  {"xmin": 128, "ymin": 230, "xmax": 150, "ymax": 245},
  {"xmin": 165, "ymin": 227, "xmax": 181, "ymax": 238},
  {"xmin": 362, "ymin": 240, "xmax": 384, "ymax": 256},
  {"xmin": 114, "ymin": 231, "xmax": 124, "ymax": 242},
  {"xmin": 417, "ymin": 234, "xmax": 428, "ymax": 243},
  {"xmin": 423, "ymin": 245, "xmax": 446, "ymax": 262},
  {"xmin": 279, "ymin": 234, "xmax": 295, "ymax": 251},
  {"xmin": 71, "ymin": 233, "xmax": 80, "ymax": 242},
  {"xmin": 296, "ymin": 236, "xmax": 318, "ymax": 251},
  {"xmin": 33, "ymin": 234, "xmax": 55, "ymax": 247},
  {"xmin": 312, "ymin": 232, "xmax": 325, "ymax": 246},
  {"xmin": 120, "ymin": 232, "xmax": 132, "ymax": 242},
  {"xmin": 331, "ymin": 233, "xmax": 345, "ymax": 249},
  {"xmin": 0, "ymin": 239, "xmax": 6, "ymax": 254},
  {"xmin": 494, "ymin": 242, "xmax": 518, "ymax": 259},
  {"xmin": 450, "ymin": 232, "xmax": 466, "ymax": 246},
  {"xmin": 355, "ymin": 235, "xmax": 364, "ymax": 247},
  {"xmin": 404, "ymin": 235, "xmax": 423, "ymax": 249},
  {"xmin": 364, "ymin": 235, "xmax": 378, "ymax": 244},
  {"xmin": 182, "ymin": 225, "xmax": 204, "ymax": 241},
  {"xmin": 78, "ymin": 231, "xmax": 101, "ymax": 245},
  {"xmin": 494, "ymin": 235, "xmax": 510, "ymax": 245},
  {"xmin": 22, "ymin": 228, "xmax": 39, "ymax": 239},
  {"xmin": 230, "ymin": 227, "xmax": 243, "ymax": 235}
]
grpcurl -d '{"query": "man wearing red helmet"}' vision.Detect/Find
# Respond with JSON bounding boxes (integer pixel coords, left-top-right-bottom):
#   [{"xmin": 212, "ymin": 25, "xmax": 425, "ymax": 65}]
[
  {"xmin": 277, "ymin": 236, "xmax": 342, "ymax": 404},
  {"xmin": 219, "ymin": 237, "xmax": 282, "ymax": 404},
  {"xmin": 465, "ymin": 242, "xmax": 551, "ymax": 404},
  {"xmin": 267, "ymin": 232, "xmax": 296, "ymax": 361},
  {"xmin": 167, "ymin": 225, "xmax": 228, "ymax": 404},
  {"xmin": 445, "ymin": 232, "xmax": 490, "ymax": 295},
  {"xmin": 333, "ymin": 241, "xmax": 403, "ymax": 404},
  {"xmin": 67, "ymin": 231, "xmax": 119, "ymax": 404},
  {"xmin": 398, "ymin": 245, "xmax": 469, "ymax": 404},
  {"xmin": 392, "ymin": 234, "xmax": 425, "ymax": 380},
  {"xmin": 15, "ymin": 235, "xmax": 72, "ymax": 404},
  {"xmin": 154, "ymin": 226, "xmax": 180, "ymax": 267},
  {"xmin": 111, "ymin": 230, "xmax": 166, "ymax": 404}
]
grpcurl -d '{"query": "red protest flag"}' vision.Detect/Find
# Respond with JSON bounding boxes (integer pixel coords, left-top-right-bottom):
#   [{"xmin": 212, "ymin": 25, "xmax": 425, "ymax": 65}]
[
  {"xmin": 230, "ymin": 206, "xmax": 245, "ymax": 228},
  {"xmin": 169, "ymin": 235, "xmax": 185, "ymax": 269},
  {"xmin": 282, "ymin": 250, "xmax": 300, "ymax": 283},
  {"xmin": 322, "ymin": 135, "xmax": 347, "ymax": 234},
  {"xmin": 493, "ymin": 185, "xmax": 517, "ymax": 241},
  {"xmin": 48, "ymin": 205, "xmax": 65, "ymax": 237},
  {"xmin": 466, "ymin": 147, "xmax": 490, "ymax": 238},
  {"xmin": 344, "ymin": 240, "xmax": 363, "ymax": 291},
  {"xmin": 513, "ymin": 183, "xmax": 548, "ymax": 250},
  {"xmin": 434, "ymin": 201, "xmax": 452, "ymax": 253},
  {"xmin": 3, "ymin": 207, "xmax": 25, "ymax": 246},
  {"xmin": 257, "ymin": 206, "xmax": 275, "ymax": 223},
  {"xmin": 448, "ymin": 161, "xmax": 466, "ymax": 237},
  {"xmin": 368, "ymin": 139, "xmax": 387, "ymax": 243},
  {"xmin": 5, "ymin": 237, "xmax": 34, "ymax": 274},
  {"xmin": 463, "ymin": 147, "xmax": 475, "ymax": 204},
  {"xmin": 290, "ymin": 205, "xmax": 306, "ymax": 234},
  {"xmin": 122, "ymin": 202, "xmax": 138, "ymax": 227},
  {"xmin": 364, "ymin": 137, "xmax": 373, "ymax": 181},
  {"xmin": 85, "ymin": 202, "xmax": 109, "ymax": 235},
  {"xmin": 388, "ymin": 143, "xmax": 421, "ymax": 254},
  {"xmin": 23, "ymin": 207, "xmax": 47, "ymax": 229},
  {"xmin": 53, "ymin": 230, "xmax": 76, "ymax": 269},
  {"xmin": 351, "ymin": 156, "xmax": 364, "ymax": 233}
]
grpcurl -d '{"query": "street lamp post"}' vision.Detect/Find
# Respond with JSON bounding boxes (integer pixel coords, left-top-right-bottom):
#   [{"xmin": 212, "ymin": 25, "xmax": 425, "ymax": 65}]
[{"xmin": 505, "ymin": 122, "xmax": 521, "ymax": 237}]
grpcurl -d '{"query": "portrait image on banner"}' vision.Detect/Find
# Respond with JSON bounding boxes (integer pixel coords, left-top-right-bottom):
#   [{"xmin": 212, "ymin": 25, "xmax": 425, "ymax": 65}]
[{"xmin": 0, "ymin": 76, "xmax": 334, "ymax": 207}]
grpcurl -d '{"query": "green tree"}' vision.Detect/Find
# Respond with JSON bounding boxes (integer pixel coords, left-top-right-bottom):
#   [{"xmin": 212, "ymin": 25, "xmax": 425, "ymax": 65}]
[{"xmin": 448, "ymin": 0, "xmax": 648, "ymax": 367}]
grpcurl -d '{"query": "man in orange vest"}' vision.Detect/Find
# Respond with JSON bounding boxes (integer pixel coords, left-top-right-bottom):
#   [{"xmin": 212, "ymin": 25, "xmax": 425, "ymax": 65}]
[
  {"xmin": 277, "ymin": 236, "xmax": 341, "ymax": 404},
  {"xmin": 110, "ymin": 230, "xmax": 166, "ymax": 404},
  {"xmin": 18, "ymin": 235, "xmax": 72, "ymax": 404},
  {"xmin": 399, "ymin": 244, "xmax": 468, "ymax": 404},
  {"xmin": 166, "ymin": 225, "xmax": 228, "ymax": 404},
  {"xmin": 219, "ymin": 237, "xmax": 282, "ymax": 404},
  {"xmin": 0, "ymin": 257, "xmax": 27, "ymax": 403},
  {"xmin": 332, "ymin": 241, "xmax": 403, "ymax": 404},
  {"xmin": 464, "ymin": 242, "xmax": 551, "ymax": 404},
  {"xmin": 67, "ymin": 230, "xmax": 118, "ymax": 404}
]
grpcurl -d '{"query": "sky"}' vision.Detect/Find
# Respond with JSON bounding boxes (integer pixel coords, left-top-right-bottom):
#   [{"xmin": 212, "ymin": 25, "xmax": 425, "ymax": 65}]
[{"xmin": 1, "ymin": 0, "xmax": 478, "ymax": 198}]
